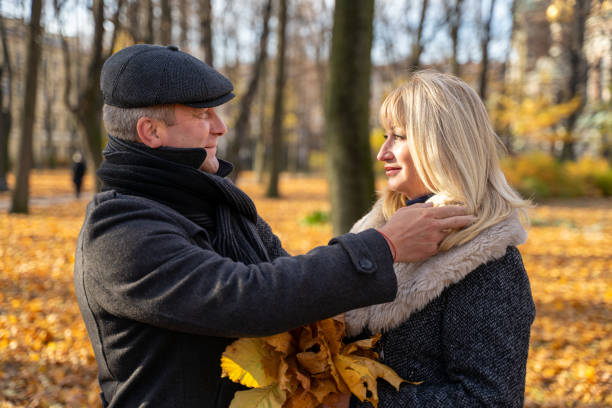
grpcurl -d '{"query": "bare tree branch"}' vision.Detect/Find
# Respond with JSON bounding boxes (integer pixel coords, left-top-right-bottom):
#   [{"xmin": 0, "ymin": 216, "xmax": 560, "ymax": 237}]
[
  {"xmin": 60, "ymin": 35, "xmax": 76, "ymax": 113},
  {"xmin": 108, "ymin": 0, "xmax": 126, "ymax": 58},
  {"xmin": 227, "ymin": 0, "xmax": 274, "ymax": 182}
]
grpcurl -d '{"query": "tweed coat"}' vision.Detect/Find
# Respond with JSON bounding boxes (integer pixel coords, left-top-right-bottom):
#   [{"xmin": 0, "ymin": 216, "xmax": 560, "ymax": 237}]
[{"xmin": 347, "ymin": 198, "xmax": 536, "ymax": 407}]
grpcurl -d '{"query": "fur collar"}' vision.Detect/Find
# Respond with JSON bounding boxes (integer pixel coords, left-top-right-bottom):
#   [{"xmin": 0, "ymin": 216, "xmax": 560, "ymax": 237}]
[{"xmin": 346, "ymin": 198, "xmax": 527, "ymax": 336}]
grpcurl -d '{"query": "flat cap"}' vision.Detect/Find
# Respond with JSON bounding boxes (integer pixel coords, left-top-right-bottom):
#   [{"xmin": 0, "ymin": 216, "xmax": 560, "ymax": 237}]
[{"xmin": 101, "ymin": 44, "xmax": 235, "ymax": 108}]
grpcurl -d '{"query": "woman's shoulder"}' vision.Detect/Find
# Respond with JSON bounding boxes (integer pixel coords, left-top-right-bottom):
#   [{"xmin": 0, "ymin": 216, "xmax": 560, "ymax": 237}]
[{"xmin": 446, "ymin": 246, "xmax": 535, "ymax": 315}]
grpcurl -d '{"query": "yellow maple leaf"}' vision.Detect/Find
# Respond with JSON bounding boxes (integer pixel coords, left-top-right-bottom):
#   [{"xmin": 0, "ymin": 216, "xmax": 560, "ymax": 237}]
[
  {"xmin": 229, "ymin": 384, "xmax": 287, "ymax": 408},
  {"xmin": 334, "ymin": 354, "xmax": 409, "ymax": 408},
  {"xmin": 221, "ymin": 338, "xmax": 279, "ymax": 388}
]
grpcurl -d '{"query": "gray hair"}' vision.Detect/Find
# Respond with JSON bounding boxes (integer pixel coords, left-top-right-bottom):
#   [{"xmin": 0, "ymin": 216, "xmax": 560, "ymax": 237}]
[{"xmin": 102, "ymin": 104, "xmax": 176, "ymax": 142}]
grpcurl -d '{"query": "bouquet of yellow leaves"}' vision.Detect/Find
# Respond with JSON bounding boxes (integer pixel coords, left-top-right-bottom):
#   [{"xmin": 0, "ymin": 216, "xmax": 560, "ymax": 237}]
[{"xmin": 220, "ymin": 316, "xmax": 417, "ymax": 408}]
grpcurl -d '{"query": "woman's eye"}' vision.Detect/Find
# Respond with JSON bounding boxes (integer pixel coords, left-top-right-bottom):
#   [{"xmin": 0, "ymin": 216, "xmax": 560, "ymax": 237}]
[{"xmin": 393, "ymin": 133, "xmax": 406, "ymax": 140}]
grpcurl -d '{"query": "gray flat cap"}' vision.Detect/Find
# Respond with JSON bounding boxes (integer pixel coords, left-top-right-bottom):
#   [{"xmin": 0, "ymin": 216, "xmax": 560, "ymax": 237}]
[{"xmin": 101, "ymin": 44, "xmax": 235, "ymax": 108}]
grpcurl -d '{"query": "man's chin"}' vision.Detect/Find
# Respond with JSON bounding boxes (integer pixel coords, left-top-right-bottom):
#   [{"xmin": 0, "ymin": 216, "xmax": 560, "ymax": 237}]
[{"xmin": 200, "ymin": 158, "xmax": 219, "ymax": 174}]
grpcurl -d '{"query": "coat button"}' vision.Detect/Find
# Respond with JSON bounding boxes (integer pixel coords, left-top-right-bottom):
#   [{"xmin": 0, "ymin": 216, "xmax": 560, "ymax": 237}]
[{"xmin": 359, "ymin": 259, "xmax": 373, "ymax": 270}]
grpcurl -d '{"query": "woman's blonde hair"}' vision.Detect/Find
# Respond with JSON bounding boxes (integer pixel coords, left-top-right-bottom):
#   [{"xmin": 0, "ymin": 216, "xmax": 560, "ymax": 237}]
[{"xmin": 379, "ymin": 70, "xmax": 530, "ymax": 251}]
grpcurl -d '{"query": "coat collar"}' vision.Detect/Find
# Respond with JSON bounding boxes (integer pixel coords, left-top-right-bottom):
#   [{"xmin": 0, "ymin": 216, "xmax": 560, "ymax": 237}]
[{"xmin": 345, "ymin": 197, "xmax": 527, "ymax": 336}]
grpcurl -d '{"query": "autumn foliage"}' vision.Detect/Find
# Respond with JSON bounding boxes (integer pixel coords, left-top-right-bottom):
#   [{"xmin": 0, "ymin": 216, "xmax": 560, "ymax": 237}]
[
  {"xmin": 0, "ymin": 170, "xmax": 611, "ymax": 407},
  {"xmin": 221, "ymin": 317, "xmax": 410, "ymax": 408}
]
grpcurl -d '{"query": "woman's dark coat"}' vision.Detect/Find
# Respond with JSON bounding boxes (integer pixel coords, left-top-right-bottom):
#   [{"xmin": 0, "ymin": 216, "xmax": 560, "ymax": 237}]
[{"xmin": 348, "ymin": 199, "xmax": 536, "ymax": 407}]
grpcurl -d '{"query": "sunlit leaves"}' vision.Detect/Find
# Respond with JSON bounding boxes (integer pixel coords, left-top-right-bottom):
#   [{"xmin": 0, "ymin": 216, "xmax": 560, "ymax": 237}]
[
  {"xmin": 494, "ymin": 95, "xmax": 581, "ymax": 141},
  {"xmin": 221, "ymin": 317, "xmax": 408, "ymax": 408}
]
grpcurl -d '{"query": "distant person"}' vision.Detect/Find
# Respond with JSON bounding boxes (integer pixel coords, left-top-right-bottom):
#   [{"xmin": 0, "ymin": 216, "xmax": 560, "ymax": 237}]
[
  {"xmin": 71, "ymin": 152, "xmax": 86, "ymax": 198},
  {"xmin": 73, "ymin": 45, "xmax": 475, "ymax": 407},
  {"xmin": 346, "ymin": 71, "xmax": 536, "ymax": 407}
]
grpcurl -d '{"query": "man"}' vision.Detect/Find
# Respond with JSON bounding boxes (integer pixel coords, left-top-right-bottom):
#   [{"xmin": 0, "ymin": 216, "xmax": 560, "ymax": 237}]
[{"xmin": 74, "ymin": 44, "xmax": 473, "ymax": 407}]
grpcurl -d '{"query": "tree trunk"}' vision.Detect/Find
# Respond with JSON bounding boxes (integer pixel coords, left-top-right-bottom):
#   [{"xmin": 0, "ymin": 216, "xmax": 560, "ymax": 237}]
[
  {"xmin": 60, "ymin": 0, "xmax": 124, "ymax": 190},
  {"xmin": 227, "ymin": 0, "xmax": 273, "ymax": 183},
  {"xmin": 78, "ymin": 0, "xmax": 106, "ymax": 183},
  {"xmin": 0, "ymin": 109, "xmax": 10, "ymax": 191},
  {"xmin": 495, "ymin": 0, "xmax": 518, "ymax": 152},
  {"xmin": 44, "ymin": 105, "xmax": 56, "ymax": 168},
  {"xmin": 408, "ymin": 0, "xmax": 429, "ymax": 71},
  {"xmin": 265, "ymin": 0, "xmax": 289, "ymax": 198},
  {"xmin": 10, "ymin": 0, "xmax": 43, "ymax": 213},
  {"xmin": 446, "ymin": 0, "xmax": 464, "ymax": 76},
  {"xmin": 144, "ymin": 0, "xmax": 155, "ymax": 43},
  {"xmin": 253, "ymin": 60, "xmax": 269, "ymax": 184},
  {"xmin": 160, "ymin": 0, "xmax": 172, "ymax": 45},
  {"xmin": 126, "ymin": 0, "xmax": 141, "ymax": 43},
  {"xmin": 42, "ymin": 58, "xmax": 57, "ymax": 168},
  {"xmin": 478, "ymin": 0, "xmax": 497, "ymax": 101},
  {"xmin": 325, "ymin": 0, "xmax": 375, "ymax": 234},
  {"xmin": 200, "ymin": 0, "xmax": 214, "ymax": 65},
  {"xmin": 179, "ymin": 0, "xmax": 190, "ymax": 50},
  {"xmin": 560, "ymin": 0, "xmax": 591, "ymax": 161},
  {"xmin": 0, "ymin": 18, "xmax": 13, "ymax": 192}
]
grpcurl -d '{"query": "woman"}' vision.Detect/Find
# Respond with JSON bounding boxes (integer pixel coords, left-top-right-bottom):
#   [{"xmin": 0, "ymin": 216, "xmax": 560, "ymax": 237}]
[{"xmin": 346, "ymin": 71, "xmax": 535, "ymax": 407}]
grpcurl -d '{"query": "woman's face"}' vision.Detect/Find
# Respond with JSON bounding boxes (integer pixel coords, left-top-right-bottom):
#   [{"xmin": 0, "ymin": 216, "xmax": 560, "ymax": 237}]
[{"xmin": 377, "ymin": 127, "xmax": 430, "ymax": 198}]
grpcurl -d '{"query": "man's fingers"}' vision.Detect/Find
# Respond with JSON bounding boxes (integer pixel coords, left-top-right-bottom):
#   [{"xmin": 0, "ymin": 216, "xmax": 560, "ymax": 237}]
[
  {"xmin": 437, "ymin": 214, "xmax": 477, "ymax": 230},
  {"xmin": 429, "ymin": 205, "xmax": 470, "ymax": 218}
]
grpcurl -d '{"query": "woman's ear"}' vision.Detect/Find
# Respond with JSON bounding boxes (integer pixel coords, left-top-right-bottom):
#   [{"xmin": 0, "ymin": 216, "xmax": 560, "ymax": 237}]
[{"xmin": 136, "ymin": 117, "xmax": 165, "ymax": 148}]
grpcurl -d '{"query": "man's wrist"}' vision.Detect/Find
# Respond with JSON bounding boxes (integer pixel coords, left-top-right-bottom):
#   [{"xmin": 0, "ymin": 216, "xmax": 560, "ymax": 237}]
[{"xmin": 376, "ymin": 229, "xmax": 396, "ymax": 262}]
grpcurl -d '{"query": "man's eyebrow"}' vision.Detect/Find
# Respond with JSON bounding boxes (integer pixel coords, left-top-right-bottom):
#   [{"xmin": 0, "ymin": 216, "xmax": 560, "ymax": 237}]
[{"xmin": 192, "ymin": 109, "xmax": 210, "ymax": 117}]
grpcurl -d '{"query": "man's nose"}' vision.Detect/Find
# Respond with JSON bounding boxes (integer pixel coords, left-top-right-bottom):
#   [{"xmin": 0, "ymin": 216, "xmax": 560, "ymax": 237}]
[{"xmin": 210, "ymin": 111, "xmax": 227, "ymax": 136}]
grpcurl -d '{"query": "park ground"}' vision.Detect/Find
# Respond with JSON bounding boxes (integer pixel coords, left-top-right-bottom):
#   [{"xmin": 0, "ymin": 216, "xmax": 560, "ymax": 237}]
[{"xmin": 0, "ymin": 170, "xmax": 610, "ymax": 407}]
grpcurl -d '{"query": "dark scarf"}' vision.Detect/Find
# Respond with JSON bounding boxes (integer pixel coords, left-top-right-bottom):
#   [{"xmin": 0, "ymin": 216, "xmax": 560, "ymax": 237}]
[
  {"xmin": 406, "ymin": 193, "xmax": 434, "ymax": 206},
  {"xmin": 97, "ymin": 134, "xmax": 271, "ymax": 264}
]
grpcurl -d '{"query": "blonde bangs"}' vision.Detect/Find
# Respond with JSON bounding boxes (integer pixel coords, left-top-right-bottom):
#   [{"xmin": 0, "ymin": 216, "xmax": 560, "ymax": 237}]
[{"xmin": 379, "ymin": 87, "xmax": 407, "ymax": 134}]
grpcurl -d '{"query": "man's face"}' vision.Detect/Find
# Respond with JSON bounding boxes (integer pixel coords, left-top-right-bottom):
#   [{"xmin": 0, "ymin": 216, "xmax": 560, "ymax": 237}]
[{"xmin": 161, "ymin": 104, "xmax": 227, "ymax": 173}]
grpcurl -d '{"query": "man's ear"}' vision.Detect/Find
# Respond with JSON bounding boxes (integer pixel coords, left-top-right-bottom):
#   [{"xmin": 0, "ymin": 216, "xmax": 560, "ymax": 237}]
[{"xmin": 136, "ymin": 117, "xmax": 165, "ymax": 148}]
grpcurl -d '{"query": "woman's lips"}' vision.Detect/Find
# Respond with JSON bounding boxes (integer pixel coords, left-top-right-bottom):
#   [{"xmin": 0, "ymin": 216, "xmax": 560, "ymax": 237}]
[{"xmin": 384, "ymin": 166, "xmax": 401, "ymax": 176}]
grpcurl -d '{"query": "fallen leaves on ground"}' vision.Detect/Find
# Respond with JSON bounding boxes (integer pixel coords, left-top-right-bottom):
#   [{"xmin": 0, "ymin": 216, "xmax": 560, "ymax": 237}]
[
  {"xmin": 0, "ymin": 170, "xmax": 610, "ymax": 407},
  {"xmin": 1, "ymin": 170, "xmax": 94, "ymax": 199}
]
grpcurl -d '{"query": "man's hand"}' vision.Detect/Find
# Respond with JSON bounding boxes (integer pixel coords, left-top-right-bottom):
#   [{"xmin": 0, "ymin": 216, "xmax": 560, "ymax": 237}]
[{"xmin": 378, "ymin": 203, "xmax": 475, "ymax": 263}]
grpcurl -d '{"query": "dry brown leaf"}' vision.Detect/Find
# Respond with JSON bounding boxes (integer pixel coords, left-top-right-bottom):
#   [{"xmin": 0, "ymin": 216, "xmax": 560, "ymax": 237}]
[
  {"xmin": 283, "ymin": 387, "xmax": 319, "ymax": 408},
  {"xmin": 264, "ymin": 332, "xmax": 295, "ymax": 356},
  {"xmin": 310, "ymin": 378, "xmax": 340, "ymax": 403},
  {"xmin": 317, "ymin": 317, "xmax": 345, "ymax": 355}
]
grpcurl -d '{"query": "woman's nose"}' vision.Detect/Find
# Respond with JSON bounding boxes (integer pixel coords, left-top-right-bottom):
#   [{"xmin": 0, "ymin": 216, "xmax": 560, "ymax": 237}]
[{"xmin": 377, "ymin": 140, "xmax": 394, "ymax": 162}]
